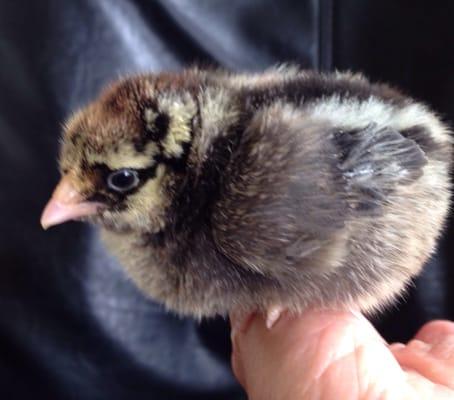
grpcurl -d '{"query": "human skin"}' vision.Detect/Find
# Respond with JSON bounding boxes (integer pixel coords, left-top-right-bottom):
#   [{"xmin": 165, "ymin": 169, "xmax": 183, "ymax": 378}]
[{"xmin": 230, "ymin": 310, "xmax": 454, "ymax": 400}]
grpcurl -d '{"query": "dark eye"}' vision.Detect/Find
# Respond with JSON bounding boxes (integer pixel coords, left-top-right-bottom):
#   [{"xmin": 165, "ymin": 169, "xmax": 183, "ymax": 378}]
[{"xmin": 107, "ymin": 169, "xmax": 140, "ymax": 193}]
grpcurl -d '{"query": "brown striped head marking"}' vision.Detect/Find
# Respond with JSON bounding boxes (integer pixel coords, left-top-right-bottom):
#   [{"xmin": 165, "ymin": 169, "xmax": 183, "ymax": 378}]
[{"xmin": 58, "ymin": 74, "xmax": 199, "ymax": 232}]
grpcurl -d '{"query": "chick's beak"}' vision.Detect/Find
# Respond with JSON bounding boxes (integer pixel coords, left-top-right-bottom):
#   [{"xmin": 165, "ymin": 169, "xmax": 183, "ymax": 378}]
[{"xmin": 40, "ymin": 175, "xmax": 103, "ymax": 229}]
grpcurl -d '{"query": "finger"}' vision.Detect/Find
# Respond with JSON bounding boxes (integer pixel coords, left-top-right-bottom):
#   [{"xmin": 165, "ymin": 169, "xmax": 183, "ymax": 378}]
[
  {"xmin": 391, "ymin": 320, "xmax": 454, "ymax": 390},
  {"xmin": 230, "ymin": 309, "xmax": 406, "ymax": 400},
  {"xmin": 415, "ymin": 320, "xmax": 454, "ymax": 342},
  {"xmin": 415, "ymin": 320, "xmax": 454, "ymax": 361},
  {"xmin": 404, "ymin": 369, "xmax": 454, "ymax": 400}
]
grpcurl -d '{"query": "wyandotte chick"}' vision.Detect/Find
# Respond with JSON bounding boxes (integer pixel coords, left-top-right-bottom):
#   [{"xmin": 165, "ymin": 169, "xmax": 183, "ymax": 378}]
[{"xmin": 41, "ymin": 67, "xmax": 452, "ymax": 322}]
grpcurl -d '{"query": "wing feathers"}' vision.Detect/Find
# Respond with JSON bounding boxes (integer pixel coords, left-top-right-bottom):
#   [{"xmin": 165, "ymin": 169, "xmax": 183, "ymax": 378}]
[
  {"xmin": 212, "ymin": 105, "xmax": 428, "ymax": 276},
  {"xmin": 334, "ymin": 124, "xmax": 427, "ymax": 214}
]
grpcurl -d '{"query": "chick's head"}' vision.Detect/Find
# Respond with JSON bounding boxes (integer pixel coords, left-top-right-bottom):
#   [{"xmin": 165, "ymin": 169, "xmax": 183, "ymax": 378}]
[{"xmin": 41, "ymin": 75, "xmax": 199, "ymax": 233}]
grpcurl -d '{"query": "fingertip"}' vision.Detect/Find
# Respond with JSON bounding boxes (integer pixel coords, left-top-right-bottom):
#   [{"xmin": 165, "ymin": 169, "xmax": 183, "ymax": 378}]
[{"xmin": 414, "ymin": 320, "xmax": 454, "ymax": 345}]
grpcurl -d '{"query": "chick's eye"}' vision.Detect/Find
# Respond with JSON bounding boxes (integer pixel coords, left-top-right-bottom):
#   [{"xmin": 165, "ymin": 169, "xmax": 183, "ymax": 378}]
[{"xmin": 107, "ymin": 169, "xmax": 140, "ymax": 193}]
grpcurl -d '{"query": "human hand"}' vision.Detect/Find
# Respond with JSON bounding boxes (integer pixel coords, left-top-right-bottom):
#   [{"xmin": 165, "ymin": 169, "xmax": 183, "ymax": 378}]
[{"xmin": 230, "ymin": 309, "xmax": 454, "ymax": 399}]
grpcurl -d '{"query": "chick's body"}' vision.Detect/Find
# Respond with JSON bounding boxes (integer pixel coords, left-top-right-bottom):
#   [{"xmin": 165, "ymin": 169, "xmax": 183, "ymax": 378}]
[{"xmin": 47, "ymin": 67, "xmax": 452, "ymax": 318}]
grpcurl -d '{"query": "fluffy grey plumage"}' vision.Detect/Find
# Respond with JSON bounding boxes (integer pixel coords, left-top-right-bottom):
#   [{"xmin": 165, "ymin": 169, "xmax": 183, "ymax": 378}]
[{"xmin": 41, "ymin": 67, "xmax": 452, "ymax": 319}]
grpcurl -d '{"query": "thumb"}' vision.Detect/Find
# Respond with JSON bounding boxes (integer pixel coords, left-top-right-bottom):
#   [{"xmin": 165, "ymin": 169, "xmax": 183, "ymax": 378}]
[{"xmin": 230, "ymin": 309, "xmax": 404, "ymax": 400}]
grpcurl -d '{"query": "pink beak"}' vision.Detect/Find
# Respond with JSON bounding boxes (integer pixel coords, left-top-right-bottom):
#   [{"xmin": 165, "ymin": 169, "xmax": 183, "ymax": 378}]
[{"xmin": 40, "ymin": 175, "xmax": 103, "ymax": 229}]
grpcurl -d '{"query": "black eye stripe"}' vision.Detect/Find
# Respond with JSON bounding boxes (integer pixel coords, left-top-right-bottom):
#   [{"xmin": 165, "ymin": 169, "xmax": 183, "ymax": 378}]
[{"xmin": 137, "ymin": 164, "xmax": 158, "ymax": 180}]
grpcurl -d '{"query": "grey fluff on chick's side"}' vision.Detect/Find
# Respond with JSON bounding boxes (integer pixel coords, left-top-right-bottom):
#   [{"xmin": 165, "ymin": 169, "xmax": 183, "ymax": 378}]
[{"xmin": 41, "ymin": 67, "xmax": 452, "ymax": 319}]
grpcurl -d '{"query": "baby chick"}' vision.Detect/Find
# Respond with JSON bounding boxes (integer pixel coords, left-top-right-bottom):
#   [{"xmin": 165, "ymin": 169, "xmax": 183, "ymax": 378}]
[{"xmin": 41, "ymin": 67, "xmax": 452, "ymax": 321}]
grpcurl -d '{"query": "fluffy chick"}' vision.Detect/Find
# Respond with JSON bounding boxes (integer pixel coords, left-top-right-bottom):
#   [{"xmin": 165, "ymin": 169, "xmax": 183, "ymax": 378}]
[{"xmin": 41, "ymin": 67, "xmax": 452, "ymax": 319}]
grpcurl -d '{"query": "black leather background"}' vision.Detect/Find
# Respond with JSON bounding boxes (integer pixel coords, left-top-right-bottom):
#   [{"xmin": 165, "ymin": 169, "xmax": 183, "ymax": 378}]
[{"xmin": 0, "ymin": 1, "xmax": 452, "ymax": 399}]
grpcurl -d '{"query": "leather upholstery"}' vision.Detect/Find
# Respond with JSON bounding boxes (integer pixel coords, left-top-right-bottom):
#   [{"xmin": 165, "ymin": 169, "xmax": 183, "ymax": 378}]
[{"xmin": 0, "ymin": 1, "xmax": 452, "ymax": 398}]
